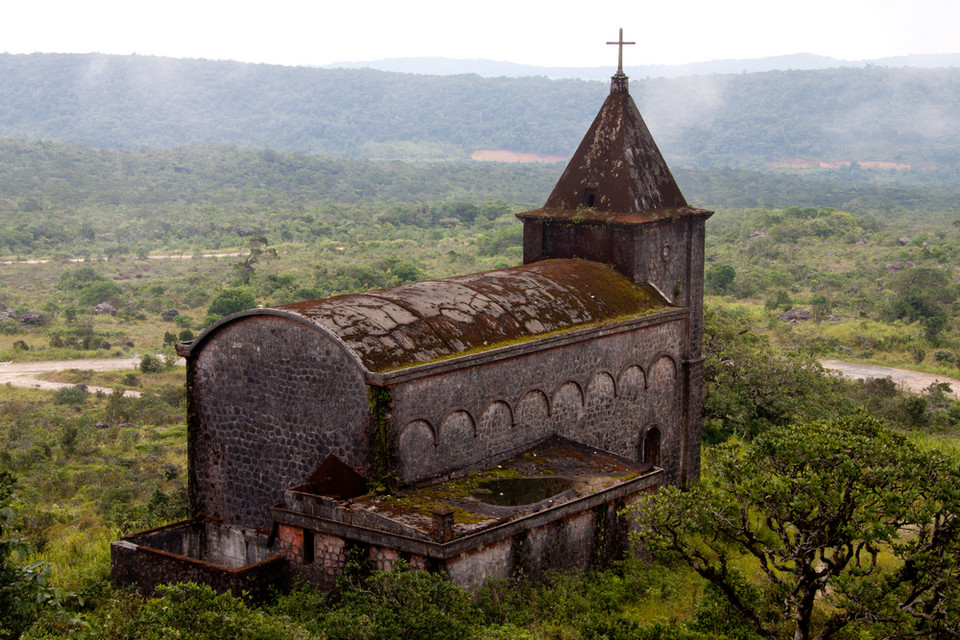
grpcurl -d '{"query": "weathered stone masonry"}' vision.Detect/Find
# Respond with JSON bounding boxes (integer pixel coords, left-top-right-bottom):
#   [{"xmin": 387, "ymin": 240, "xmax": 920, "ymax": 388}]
[
  {"xmin": 188, "ymin": 314, "xmax": 371, "ymax": 529},
  {"xmin": 390, "ymin": 314, "xmax": 686, "ymax": 484}
]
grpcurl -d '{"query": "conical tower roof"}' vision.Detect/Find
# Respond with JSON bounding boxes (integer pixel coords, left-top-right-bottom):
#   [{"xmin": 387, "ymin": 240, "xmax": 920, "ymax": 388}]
[
  {"xmin": 519, "ymin": 63, "xmax": 707, "ymax": 225},
  {"xmin": 544, "ymin": 73, "xmax": 686, "ymax": 213}
]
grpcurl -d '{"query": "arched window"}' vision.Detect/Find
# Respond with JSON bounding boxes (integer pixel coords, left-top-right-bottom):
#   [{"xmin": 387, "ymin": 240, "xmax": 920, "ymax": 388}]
[{"xmin": 642, "ymin": 427, "xmax": 661, "ymax": 468}]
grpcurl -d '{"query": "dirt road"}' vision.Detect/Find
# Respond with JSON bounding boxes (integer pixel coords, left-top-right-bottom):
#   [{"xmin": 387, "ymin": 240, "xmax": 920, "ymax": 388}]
[
  {"xmin": 3, "ymin": 356, "xmax": 958, "ymax": 401},
  {"xmin": 0, "ymin": 357, "xmax": 145, "ymax": 396},
  {"xmin": 820, "ymin": 359, "xmax": 960, "ymax": 399},
  {"xmin": 0, "ymin": 252, "xmax": 243, "ymax": 265}
]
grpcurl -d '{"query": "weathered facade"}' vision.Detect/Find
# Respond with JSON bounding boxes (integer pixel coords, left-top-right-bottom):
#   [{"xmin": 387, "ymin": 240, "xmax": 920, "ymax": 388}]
[{"xmin": 111, "ymin": 57, "xmax": 712, "ymax": 595}]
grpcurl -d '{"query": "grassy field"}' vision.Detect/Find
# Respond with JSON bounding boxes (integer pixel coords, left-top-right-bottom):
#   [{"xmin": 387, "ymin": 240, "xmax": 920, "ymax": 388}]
[{"xmin": 3, "ymin": 203, "xmax": 960, "ymax": 637}]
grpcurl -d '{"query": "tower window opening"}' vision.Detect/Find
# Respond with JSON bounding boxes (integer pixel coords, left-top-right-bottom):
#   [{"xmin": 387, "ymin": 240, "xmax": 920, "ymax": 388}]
[{"xmin": 582, "ymin": 188, "xmax": 598, "ymax": 207}]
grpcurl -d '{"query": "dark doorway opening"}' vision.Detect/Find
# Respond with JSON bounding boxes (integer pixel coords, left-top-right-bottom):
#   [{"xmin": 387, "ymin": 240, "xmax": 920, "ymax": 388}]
[{"xmin": 642, "ymin": 428, "xmax": 661, "ymax": 468}]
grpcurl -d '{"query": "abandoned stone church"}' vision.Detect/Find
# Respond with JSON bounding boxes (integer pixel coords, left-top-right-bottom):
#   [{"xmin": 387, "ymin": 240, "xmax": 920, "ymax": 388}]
[{"xmin": 111, "ymin": 53, "xmax": 712, "ymax": 596}]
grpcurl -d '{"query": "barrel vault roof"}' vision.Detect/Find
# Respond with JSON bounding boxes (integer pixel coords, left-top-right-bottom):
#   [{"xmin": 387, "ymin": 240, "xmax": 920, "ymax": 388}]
[{"xmin": 275, "ymin": 259, "xmax": 674, "ymax": 373}]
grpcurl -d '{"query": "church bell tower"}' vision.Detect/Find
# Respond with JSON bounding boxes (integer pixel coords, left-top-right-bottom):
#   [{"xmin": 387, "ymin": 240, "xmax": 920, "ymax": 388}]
[{"xmin": 516, "ymin": 29, "xmax": 713, "ymax": 482}]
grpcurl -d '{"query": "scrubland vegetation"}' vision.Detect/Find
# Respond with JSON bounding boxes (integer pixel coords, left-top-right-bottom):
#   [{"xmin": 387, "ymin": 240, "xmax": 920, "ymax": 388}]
[
  {"xmin": 3, "ymin": 72, "xmax": 960, "ymax": 636},
  {"xmin": 4, "ymin": 183, "xmax": 960, "ymax": 636}
]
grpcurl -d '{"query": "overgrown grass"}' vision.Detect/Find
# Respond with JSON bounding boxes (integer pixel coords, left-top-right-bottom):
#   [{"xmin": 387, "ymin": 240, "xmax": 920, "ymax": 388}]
[
  {"xmin": 0, "ymin": 383, "xmax": 188, "ymax": 602},
  {"xmin": 32, "ymin": 523, "xmax": 116, "ymax": 594}
]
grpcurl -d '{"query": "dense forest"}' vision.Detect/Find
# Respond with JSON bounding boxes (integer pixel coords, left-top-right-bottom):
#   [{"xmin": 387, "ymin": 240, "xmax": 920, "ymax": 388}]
[
  {"xmin": 3, "ymin": 57, "xmax": 960, "ymax": 638},
  {"xmin": 1, "ymin": 139, "xmax": 958, "ymax": 260},
  {"xmin": 2, "ymin": 53, "xmax": 960, "ymax": 170}
]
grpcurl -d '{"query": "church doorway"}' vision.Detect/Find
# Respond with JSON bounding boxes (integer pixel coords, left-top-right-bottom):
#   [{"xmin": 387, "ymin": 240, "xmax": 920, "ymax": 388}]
[{"xmin": 642, "ymin": 427, "xmax": 661, "ymax": 468}]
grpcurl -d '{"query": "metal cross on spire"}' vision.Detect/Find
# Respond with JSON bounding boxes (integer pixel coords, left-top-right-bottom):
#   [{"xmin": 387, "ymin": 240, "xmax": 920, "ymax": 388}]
[{"xmin": 606, "ymin": 28, "xmax": 635, "ymax": 75}]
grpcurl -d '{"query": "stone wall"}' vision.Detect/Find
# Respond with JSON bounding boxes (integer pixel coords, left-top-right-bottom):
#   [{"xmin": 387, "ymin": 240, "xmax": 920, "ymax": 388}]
[
  {"xmin": 274, "ymin": 491, "xmax": 639, "ymax": 590},
  {"xmin": 391, "ymin": 318, "xmax": 684, "ymax": 484},
  {"xmin": 683, "ymin": 218, "xmax": 707, "ymax": 358},
  {"xmin": 188, "ymin": 315, "xmax": 371, "ymax": 529},
  {"xmin": 630, "ymin": 219, "xmax": 691, "ymax": 306},
  {"xmin": 111, "ymin": 522, "xmax": 284, "ymax": 599},
  {"xmin": 443, "ymin": 502, "xmax": 623, "ymax": 586},
  {"xmin": 275, "ymin": 524, "xmax": 350, "ymax": 589}
]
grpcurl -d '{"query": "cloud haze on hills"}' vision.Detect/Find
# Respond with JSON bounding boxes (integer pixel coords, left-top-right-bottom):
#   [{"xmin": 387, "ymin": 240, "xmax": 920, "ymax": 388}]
[{"xmin": 2, "ymin": 0, "xmax": 958, "ymax": 71}]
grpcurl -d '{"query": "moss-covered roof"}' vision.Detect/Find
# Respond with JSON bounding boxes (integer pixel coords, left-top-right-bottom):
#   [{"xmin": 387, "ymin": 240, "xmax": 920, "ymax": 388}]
[
  {"xmin": 275, "ymin": 259, "xmax": 673, "ymax": 373},
  {"xmin": 335, "ymin": 437, "xmax": 655, "ymax": 540}
]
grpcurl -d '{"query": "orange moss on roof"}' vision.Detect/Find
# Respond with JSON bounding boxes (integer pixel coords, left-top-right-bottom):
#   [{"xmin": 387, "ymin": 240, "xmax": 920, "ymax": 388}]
[{"xmin": 276, "ymin": 259, "xmax": 674, "ymax": 373}]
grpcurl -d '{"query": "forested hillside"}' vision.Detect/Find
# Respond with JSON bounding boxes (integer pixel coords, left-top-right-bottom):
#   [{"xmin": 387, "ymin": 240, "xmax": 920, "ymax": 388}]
[
  {"xmin": 2, "ymin": 139, "xmax": 958, "ymax": 259},
  {"xmin": 2, "ymin": 53, "xmax": 960, "ymax": 171}
]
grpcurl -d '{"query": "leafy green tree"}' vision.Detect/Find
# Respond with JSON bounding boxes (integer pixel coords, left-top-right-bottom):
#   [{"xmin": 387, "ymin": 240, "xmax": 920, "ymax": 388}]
[
  {"xmin": 232, "ymin": 235, "xmax": 277, "ymax": 285},
  {"xmin": 810, "ymin": 293, "xmax": 831, "ymax": 322},
  {"xmin": 763, "ymin": 289, "xmax": 791, "ymax": 311},
  {"xmin": 701, "ymin": 307, "xmax": 851, "ymax": 442},
  {"xmin": 56, "ymin": 266, "xmax": 106, "ymax": 291},
  {"xmin": 205, "ymin": 288, "xmax": 256, "ymax": 326},
  {"xmin": 479, "ymin": 199, "xmax": 512, "ymax": 220},
  {"xmin": 884, "ymin": 267, "xmax": 958, "ymax": 342},
  {"xmin": 705, "ymin": 264, "xmax": 736, "ymax": 294},
  {"xmin": 54, "ymin": 267, "xmax": 120, "ymax": 305},
  {"xmin": 631, "ymin": 415, "xmax": 960, "ymax": 640}
]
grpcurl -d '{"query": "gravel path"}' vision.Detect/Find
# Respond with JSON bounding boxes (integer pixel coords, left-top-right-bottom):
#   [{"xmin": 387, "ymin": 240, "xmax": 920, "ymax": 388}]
[
  {"xmin": 820, "ymin": 359, "xmax": 960, "ymax": 399},
  {"xmin": 3, "ymin": 356, "xmax": 958, "ymax": 401},
  {"xmin": 0, "ymin": 252, "xmax": 242, "ymax": 265},
  {"xmin": 0, "ymin": 357, "xmax": 145, "ymax": 397}
]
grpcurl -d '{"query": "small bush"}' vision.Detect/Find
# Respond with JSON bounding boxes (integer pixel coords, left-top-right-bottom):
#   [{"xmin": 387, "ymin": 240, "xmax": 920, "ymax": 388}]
[
  {"xmin": 764, "ymin": 289, "xmax": 792, "ymax": 311},
  {"xmin": 0, "ymin": 317, "xmax": 19, "ymax": 335},
  {"xmin": 139, "ymin": 354, "xmax": 165, "ymax": 373},
  {"xmin": 121, "ymin": 582, "xmax": 305, "ymax": 640},
  {"xmin": 120, "ymin": 373, "xmax": 140, "ymax": 387},
  {"xmin": 901, "ymin": 394, "xmax": 928, "ymax": 427},
  {"xmin": 314, "ymin": 563, "xmax": 472, "ymax": 640},
  {"xmin": 52, "ymin": 384, "xmax": 88, "ymax": 405}
]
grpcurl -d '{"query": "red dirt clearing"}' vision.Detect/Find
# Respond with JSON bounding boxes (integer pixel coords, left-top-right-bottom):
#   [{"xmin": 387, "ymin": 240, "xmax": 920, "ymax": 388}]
[{"xmin": 471, "ymin": 149, "xmax": 567, "ymax": 163}]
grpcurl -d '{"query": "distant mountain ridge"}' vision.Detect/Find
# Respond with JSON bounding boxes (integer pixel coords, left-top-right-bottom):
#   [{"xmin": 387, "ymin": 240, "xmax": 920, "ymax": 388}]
[
  {"xmin": 324, "ymin": 53, "xmax": 960, "ymax": 79},
  {"xmin": 1, "ymin": 52, "xmax": 960, "ymax": 173}
]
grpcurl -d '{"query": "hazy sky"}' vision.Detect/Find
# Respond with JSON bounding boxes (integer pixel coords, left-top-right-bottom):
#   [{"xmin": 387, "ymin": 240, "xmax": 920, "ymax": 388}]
[{"xmin": 3, "ymin": 0, "xmax": 957, "ymax": 68}]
